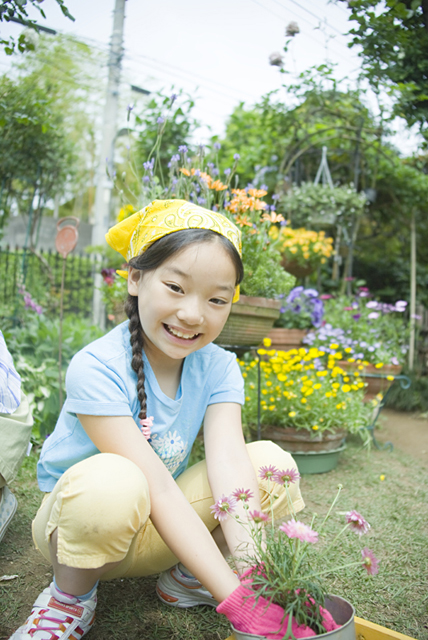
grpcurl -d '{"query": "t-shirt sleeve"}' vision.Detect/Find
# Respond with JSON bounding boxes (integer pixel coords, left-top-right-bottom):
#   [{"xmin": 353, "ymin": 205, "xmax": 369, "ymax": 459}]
[
  {"xmin": 207, "ymin": 351, "xmax": 245, "ymax": 406},
  {"xmin": 64, "ymin": 349, "xmax": 134, "ymax": 417}
]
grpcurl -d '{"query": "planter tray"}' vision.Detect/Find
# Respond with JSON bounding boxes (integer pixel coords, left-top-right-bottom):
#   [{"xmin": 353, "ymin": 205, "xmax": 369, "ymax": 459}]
[{"xmin": 224, "ymin": 617, "xmax": 417, "ymax": 640}]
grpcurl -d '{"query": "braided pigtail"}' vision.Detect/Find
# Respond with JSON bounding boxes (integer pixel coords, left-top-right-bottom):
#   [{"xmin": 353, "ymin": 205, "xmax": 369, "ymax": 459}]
[{"xmin": 125, "ymin": 294, "xmax": 147, "ymax": 421}]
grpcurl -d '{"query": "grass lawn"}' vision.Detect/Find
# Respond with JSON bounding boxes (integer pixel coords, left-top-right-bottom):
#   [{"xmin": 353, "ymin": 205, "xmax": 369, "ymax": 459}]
[{"xmin": 1, "ymin": 437, "xmax": 427, "ymax": 640}]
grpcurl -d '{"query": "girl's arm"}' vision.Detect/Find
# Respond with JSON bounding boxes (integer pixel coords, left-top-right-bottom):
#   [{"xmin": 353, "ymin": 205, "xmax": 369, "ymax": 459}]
[
  {"xmin": 77, "ymin": 413, "xmax": 239, "ymax": 601},
  {"xmin": 203, "ymin": 402, "xmax": 263, "ymax": 569}
]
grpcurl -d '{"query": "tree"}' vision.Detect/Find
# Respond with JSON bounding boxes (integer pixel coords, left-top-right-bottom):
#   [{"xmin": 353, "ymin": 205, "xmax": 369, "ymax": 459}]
[
  {"xmin": 0, "ymin": 0, "xmax": 74, "ymax": 54},
  {"xmin": 0, "ymin": 73, "xmax": 76, "ymax": 245},
  {"xmin": 339, "ymin": 0, "xmax": 428, "ymax": 137}
]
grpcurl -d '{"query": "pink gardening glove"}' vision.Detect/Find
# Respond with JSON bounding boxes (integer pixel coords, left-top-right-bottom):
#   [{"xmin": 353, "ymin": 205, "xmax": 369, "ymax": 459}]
[{"xmin": 216, "ymin": 584, "xmax": 316, "ymax": 639}]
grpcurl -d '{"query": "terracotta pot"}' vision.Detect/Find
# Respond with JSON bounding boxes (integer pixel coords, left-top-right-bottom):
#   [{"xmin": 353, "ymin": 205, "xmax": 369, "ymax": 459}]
[
  {"xmin": 263, "ymin": 425, "xmax": 346, "ymax": 453},
  {"xmin": 215, "ymin": 295, "xmax": 281, "ymax": 348},
  {"xmin": 337, "ymin": 361, "xmax": 402, "ymax": 400},
  {"xmin": 265, "ymin": 327, "xmax": 308, "ymax": 352},
  {"xmin": 281, "ymin": 257, "xmax": 314, "ymax": 279}
]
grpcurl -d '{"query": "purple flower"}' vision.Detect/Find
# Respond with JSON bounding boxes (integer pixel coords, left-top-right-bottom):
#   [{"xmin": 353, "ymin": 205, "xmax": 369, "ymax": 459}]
[
  {"xmin": 280, "ymin": 520, "xmax": 318, "ymax": 543},
  {"xmin": 157, "ymin": 116, "xmax": 164, "ymax": 124},
  {"xmin": 272, "ymin": 193, "xmax": 280, "ymax": 201},
  {"xmin": 232, "ymin": 488, "xmax": 254, "ymax": 503},
  {"xmin": 143, "ymin": 159, "xmax": 154, "ymax": 172},
  {"xmin": 234, "ymin": 153, "xmax": 240, "ymax": 161},
  {"xmin": 260, "ymin": 184, "xmax": 268, "ymax": 191},
  {"xmin": 178, "ymin": 145, "xmax": 188, "ymax": 154},
  {"xmin": 210, "ymin": 495, "xmax": 236, "ymax": 521},
  {"xmin": 366, "ymin": 301, "xmax": 379, "ymax": 309},
  {"xmin": 352, "ymin": 314, "xmax": 361, "ymax": 320},
  {"xmin": 394, "ymin": 300, "xmax": 407, "ymax": 312},
  {"xmin": 368, "ymin": 312, "xmax": 380, "ymax": 320},
  {"xmin": 345, "ymin": 510, "xmax": 370, "ymax": 535},
  {"xmin": 214, "ymin": 142, "xmax": 221, "ymax": 151},
  {"xmin": 258, "ymin": 465, "xmax": 278, "ymax": 480},
  {"xmin": 224, "ymin": 168, "xmax": 231, "ymax": 176},
  {"xmin": 361, "ymin": 548, "xmax": 379, "ymax": 575},
  {"xmin": 143, "ymin": 176, "xmax": 150, "ymax": 183},
  {"xmin": 170, "ymin": 93, "xmax": 178, "ymax": 103},
  {"xmin": 273, "ymin": 468, "xmax": 300, "ymax": 485}
]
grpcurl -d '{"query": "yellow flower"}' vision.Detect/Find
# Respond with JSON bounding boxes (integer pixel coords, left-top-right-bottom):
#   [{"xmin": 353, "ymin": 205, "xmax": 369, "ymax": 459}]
[
  {"xmin": 262, "ymin": 389, "xmax": 268, "ymax": 395},
  {"xmin": 269, "ymin": 405, "xmax": 276, "ymax": 411},
  {"xmin": 245, "ymin": 396, "xmax": 250, "ymax": 402},
  {"xmin": 387, "ymin": 375, "xmax": 395, "ymax": 381},
  {"xmin": 262, "ymin": 337, "xmax": 272, "ymax": 347},
  {"xmin": 301, "ymin": 398, "xmax": 307, "ymax": 404},
  {"xmin": 266, "ymin": 381, "xmax": 272, "ymax": 387},
  {"xmin": 375, "ymin": 362, "xmax": 384, "ymax": 369},
  {"xmin": 380, "ymin": 474, "xmax": 385, "ymax": 481},
  {"xmin": 312, "ymin": 425, "xmax": 319, "ymax": 431},
  {"xmin": 242, "ymin": 372, "xmax": 247, "ymax": 378},
  {"xmin": 342, "ymin": 384, "xmax": 351, "ymax": 393},
  {"xmin": 289, "ymin": 411, "xmax": 296, "ymax": 417},
  {"xmin": 329, "ymin": 343, "xmax": 339, "ymax": 349},
  {"xmin": 313, "ymin": 383, "xmax": 322, "ymax": 390},
  {"xmin": 344, "ymin": 347, "xmax": 352, "ymax": 353},
  {"xmin": 257, "ymin": 348, "xmax": 267, "ymax": 355},
  {"xmin": 316, "ymin": 371, "xmax": 327, "ymax": 377}
]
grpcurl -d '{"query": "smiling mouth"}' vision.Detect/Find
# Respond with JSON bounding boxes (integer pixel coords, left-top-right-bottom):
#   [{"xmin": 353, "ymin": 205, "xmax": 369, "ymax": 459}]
[{"xmin": 164, "ymin": 324, "xmax": 200, "ymax": 340}]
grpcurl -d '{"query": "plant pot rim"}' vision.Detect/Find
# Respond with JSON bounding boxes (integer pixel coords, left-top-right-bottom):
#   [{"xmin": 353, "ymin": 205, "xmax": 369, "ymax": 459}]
[{"xmin": 235, "ymin": 294, "xmax": 282, "ymax": 309}]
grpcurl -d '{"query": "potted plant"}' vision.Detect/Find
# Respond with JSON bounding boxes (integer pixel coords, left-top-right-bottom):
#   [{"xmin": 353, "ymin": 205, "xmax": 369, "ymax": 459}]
[
  {"xmin": 213, "ymin": 474, "xmax": 378, "ymax": 638},
  {"xmin": 240, "ymin": 342, "xmax": 374, "ymax": 473},
  {"xmin": 304, "ymin": 290, "xmax": 409, "ymax": 398},
  {"xmin": 267, "ymin": 286, "xmax": 324, "ymax": 352},
  {"xmin": 269, "ymin": 225, "xmax": 334, "ymax": 279}
]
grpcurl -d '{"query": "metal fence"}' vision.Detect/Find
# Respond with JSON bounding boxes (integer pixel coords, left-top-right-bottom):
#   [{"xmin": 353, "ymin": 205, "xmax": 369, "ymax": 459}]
[{"xmin": 0, "ymin": 246, "xmax": 102, "ymax": 318}]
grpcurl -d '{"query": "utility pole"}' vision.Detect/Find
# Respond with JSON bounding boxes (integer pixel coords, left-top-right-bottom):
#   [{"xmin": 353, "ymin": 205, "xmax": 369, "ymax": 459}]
[{"xmin": 92, "ymin": 0, "xmax": 126, "ymax": 327}]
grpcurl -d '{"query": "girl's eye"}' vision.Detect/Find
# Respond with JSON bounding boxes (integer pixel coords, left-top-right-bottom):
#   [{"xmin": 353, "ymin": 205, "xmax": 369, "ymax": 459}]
[{"xmin": 167, "ymin": 283, "xmax": 183, "ymax": 293}]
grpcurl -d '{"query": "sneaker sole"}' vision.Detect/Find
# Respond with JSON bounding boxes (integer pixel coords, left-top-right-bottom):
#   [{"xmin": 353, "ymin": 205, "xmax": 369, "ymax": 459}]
[{"xmin": 156, "ymin": 570, "xmax": 217, "ymax": 608}]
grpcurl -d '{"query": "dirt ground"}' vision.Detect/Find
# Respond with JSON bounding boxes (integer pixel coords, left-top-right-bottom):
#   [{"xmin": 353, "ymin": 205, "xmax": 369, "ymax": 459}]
[
  {"xmin": 1, "ymin": 410, "xmax": 427, "ymax": 639},
  {"xmin": 375, "ymin": 408, "xmax": 428, "ymax": 468}
]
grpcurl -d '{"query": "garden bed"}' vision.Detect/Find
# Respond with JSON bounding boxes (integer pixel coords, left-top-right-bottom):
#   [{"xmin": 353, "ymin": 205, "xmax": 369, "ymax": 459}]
[{"xmin": 0, "ymin": 435, "xmax": 427, "ymax": 640}]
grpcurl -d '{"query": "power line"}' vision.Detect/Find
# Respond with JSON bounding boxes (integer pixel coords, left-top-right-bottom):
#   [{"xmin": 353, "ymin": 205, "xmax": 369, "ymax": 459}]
[{"xmin": 248, "ymin": 0, "xmax": 358, "ymax": 61}]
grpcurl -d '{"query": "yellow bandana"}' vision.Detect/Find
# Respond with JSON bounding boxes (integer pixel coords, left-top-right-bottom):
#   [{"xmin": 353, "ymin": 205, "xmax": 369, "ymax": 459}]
[{"xmin": 105, "ymin": 199, "xmax": 242, "ymax": 302}]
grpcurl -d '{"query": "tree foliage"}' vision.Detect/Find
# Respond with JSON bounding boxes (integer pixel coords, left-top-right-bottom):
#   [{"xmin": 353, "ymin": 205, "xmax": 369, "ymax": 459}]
[
  {"xmin": 0, "ymin": 0, "xmax": 74, "ymax": 55},
  {"xmin": 340, "ymin": 0, "xmax": 428, "ymax": 135}
]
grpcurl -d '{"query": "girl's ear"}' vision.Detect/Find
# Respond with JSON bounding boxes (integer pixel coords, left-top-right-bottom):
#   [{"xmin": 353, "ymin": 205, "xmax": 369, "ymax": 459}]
[{"xmin": 127, "ymin": 267, "xmax": 141, "ymax": 296}]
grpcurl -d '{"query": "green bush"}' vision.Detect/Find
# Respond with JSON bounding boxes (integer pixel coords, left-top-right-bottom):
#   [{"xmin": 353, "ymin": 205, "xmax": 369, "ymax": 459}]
[{"xmin": 3, "ymin": 312, "xmax": 105, "ymax": 439}]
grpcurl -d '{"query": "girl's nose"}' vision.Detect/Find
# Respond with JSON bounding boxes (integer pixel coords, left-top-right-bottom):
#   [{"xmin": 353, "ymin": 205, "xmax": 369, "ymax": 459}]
[{"xmin": 176, "ymin": 297, "xmax": 204, "ymax": 326}]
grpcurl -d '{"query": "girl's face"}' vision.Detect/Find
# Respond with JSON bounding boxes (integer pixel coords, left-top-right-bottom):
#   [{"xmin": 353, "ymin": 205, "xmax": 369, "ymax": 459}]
[{"xmin": 127, "ymin": 240, "xmax": 237, "ymax": 365}]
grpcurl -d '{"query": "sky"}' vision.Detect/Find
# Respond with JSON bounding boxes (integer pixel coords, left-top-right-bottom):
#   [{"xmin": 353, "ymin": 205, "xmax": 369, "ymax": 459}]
[{"xmin": 0, "ymin": 0, "xmax": 421, "ymax": 153}]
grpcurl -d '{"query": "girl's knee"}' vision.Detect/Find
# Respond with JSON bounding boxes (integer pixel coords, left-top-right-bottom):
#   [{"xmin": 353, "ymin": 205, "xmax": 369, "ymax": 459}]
[{"xmin": 56, "ymin": 454, "xmax": 151, "ymax": 537}]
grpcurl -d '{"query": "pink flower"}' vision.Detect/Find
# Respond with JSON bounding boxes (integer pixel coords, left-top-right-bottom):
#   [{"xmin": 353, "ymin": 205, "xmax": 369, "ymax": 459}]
[
  {"xmin": 249, "ymin": 510, "xmax": 269, "ymax": 523},
  {"xmin": 368, "ymin": 311, "xmax": 380, "ymax": 320},
  {"xmin": 273, "ymin": 468, "xmax": 300, "ymax": 486},
  {"xmin": 361, "ymin": 548, "xmax": 379, "ymax": 575},
  {"xmin": 232, "ymin": 488, "xmax": 254, "ymax": 503},
  {"xmin": 345, "ymin": 510, "xmax": 370, "ymax": 535},
  {"xmin": 258, "ymin": 465, "xmax": 278, "ymax": 480},
  {"xmin": 210, "ymin": 495, "xmax": 236, "ymax": 521},
  {"xmin": 320, "ymin": 294, "xmax": 333, "ymax": 300},
  {"xmin": 280, "ymin": 519, "xmax": 319, "ymax": 543}
]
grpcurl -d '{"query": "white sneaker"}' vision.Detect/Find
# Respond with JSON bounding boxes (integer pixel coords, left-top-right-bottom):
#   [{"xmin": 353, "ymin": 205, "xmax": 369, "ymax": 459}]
[
  {"xmin": 156, "ymin": 564, "xmax": 217, "ymax": 608},
  {"xmin": 0, "ymin": 486, "xmax": 18, "ymax": 543},
  {"xmin": 9, "ymin": 582, "xmax": 97, "ymax": 639}
]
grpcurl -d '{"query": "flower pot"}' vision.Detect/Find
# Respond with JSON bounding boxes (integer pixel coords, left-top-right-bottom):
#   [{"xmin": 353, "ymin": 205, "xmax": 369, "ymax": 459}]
[
  {"xmin": 215, "ymin": 295, "xmax": 281, "ymax": 348},
  {"xmin": 263, "ymin": 427, "xmax": 347, "ymax": 474},
  {"xmin": 337, "ymin": 361, "xmax": 402, "ymax": 400},
  {"xmin": 229, "ymin": 594, "xmax": 355, "ymax": 640},
  {"xmin": 281, "ymin": 257, "xmax": 314, "ymax": 279},
  {"xmin": 263, "ymin": 426, "xmax": 346, "ymax": 453},
  {"xmin": 265, "ymin": 327, "xmax": 308, "ymax": 352}
]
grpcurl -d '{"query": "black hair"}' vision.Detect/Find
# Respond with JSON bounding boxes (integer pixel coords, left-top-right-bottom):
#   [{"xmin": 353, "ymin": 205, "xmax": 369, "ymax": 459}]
[{"xmin": 125, "ymin": 228, "xmax": 244, "ymax": 420}]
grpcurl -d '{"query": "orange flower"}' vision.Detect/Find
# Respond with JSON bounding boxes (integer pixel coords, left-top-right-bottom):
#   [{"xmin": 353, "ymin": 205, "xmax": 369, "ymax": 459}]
[
  {"xmin": 247, "ymin": 188, "xmax": 268, "ymax": 198},
  {"xmin": 235, "ymin": 215, "xmax": 253, "ymax": 228},
  {"xmin": 180, "ymin": 168, "xmax": 191, "ymax": 176},
  {"xmin": 210, "ymin": 179, "xmax": 228, "ymax": 191},
  {"xmin": 262, "ymin": 212, "xmax": 285, "ymax": 223}
]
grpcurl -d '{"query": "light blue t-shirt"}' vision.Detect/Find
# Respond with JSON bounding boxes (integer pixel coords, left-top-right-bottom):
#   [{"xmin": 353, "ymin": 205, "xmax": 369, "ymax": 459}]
[{"xmin": 37, "ymin": 322, "xmax": 244, "ymax": 492}]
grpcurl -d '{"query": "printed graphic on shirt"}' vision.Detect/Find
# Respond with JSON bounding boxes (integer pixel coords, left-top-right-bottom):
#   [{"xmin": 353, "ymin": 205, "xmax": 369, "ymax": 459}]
[{"xmin": 150, "ymin": 430, "xmax": 187, "ymax": 475}]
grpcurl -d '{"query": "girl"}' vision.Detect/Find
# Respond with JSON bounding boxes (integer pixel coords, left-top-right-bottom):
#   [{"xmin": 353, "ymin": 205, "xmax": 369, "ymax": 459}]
[{"xmin": 10, "ymin": 199, "xmax": 306, "ymax": 640}]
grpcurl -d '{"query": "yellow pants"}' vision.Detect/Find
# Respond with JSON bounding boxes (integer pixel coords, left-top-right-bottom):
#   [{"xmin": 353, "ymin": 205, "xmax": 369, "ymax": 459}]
[{"xmin": 32, "ymin": 441, "xmax": 305, "ymax": 580}]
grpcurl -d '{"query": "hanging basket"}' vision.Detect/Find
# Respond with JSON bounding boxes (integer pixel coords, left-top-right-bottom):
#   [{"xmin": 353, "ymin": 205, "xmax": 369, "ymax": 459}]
[
  {"xmin": 337, "ymin": 361, "xmax": 402, "ymax": 400},
  {"xmin": 215, "ymin": 295, "xmax": 281, "ymax": 349}
]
